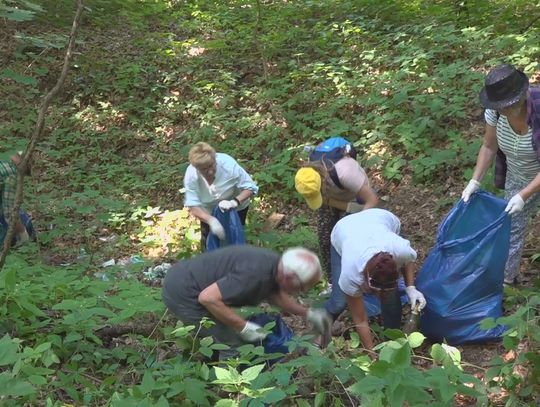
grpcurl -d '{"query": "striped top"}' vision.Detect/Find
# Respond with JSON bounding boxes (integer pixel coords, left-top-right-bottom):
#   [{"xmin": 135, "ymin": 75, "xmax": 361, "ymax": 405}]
[{"xmin": 485, "ymin": 109, "xmax": 540, "ymax": 184}]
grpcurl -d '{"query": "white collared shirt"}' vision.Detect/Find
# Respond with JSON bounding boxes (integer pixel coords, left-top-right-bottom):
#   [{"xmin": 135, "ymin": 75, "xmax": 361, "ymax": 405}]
[{"xmin": 183, "ymin": 153, "xmax": 258, "ymax": 212}]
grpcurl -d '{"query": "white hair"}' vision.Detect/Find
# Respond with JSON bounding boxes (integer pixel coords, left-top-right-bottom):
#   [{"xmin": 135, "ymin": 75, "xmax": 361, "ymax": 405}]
[{"xmin": 281, "ymin": 247, "xmax": 321, "ymax": 284}]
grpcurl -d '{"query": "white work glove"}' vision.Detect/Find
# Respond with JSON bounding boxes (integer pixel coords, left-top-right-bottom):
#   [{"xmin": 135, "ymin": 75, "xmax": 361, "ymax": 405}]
[
  {"xmin": 218, "ymin": 199, "xmax": 239, "ymax": 212},
  {"xmin": 405, "ymin": 286, "xmax": 426, "ymax": 311},
  {"xmin": 505, "ymin": 194, "xmax": 525, "ymax": 215},
  {"xmin": 461, "ymin": 179, "xmax": 481, "ymax": 203},
  {"xmin": 346, "ymin": 201, "xmax": 364, "ymax": 214},
  {"xmin": 15, "ymin": 230, "xmax": 30, "ymax": 246},
  {"xmin": 239, "ymin": 321, "xmax": 268, "ymax": 342},
  {"xmin": 208, "ymin": 217, "xmax": 225, "ymax": 240},
  {"xmin": 306, "ymin": 308, "xmax": 333, "ymax": 335}
]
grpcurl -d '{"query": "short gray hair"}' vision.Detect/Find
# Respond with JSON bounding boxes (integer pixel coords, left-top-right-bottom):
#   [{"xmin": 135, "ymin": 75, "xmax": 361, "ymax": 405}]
[{"xmin": 281, "ymin": 247, "xmax": 321, "ymax": 283}]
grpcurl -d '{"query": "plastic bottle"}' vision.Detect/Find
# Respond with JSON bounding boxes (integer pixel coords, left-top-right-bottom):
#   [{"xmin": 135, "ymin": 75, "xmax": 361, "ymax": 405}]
[{"xmin": 403, "ymin": 304, "xmax": 421, "ymax": 334}]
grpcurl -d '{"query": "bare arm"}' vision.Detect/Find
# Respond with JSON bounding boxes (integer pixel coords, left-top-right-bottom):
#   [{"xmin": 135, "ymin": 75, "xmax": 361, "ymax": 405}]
[
  {"xmin": 269, "ymin": 290, "xmax": 308, "ymax": 317},
  {"xmin": 346, "ymin": 295, "xmax": 374, "ymax": 350},
  {"xmin": 471, "ymin": 124, "xmax": 498, "ymax": 182},
  {"xmin": 326, "ymin": 183, "xmax": 379, "ymax": 212},
  {"xmin": 187, "ymin": 206, "xmax": 213, "ymax": 224},
  {"xmin": 198, "ymin": 283, "xmax": 246, "ymax": 331},
  {"xmin": 235, "ymin": 189, "xmax": 253, "ymax": 203},
  {"xmin": 356, "ymin": 183, "xmax": 379, "ymax": 210},
  {"xmin": 402, "ymin": 262, "xmax": 415, "ymax": 287}
]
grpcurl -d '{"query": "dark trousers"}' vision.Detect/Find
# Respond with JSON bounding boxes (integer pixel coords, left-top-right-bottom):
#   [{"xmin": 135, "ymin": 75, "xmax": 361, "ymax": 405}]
[{"xmin": 200, "ymin": 206, "xmax": 249, "ymax": 251}]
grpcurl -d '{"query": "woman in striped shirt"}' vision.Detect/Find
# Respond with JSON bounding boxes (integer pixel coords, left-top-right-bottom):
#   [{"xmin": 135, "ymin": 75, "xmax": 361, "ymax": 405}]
[{"xmin": 461, "ymin": 64, "xmax": 540, "ymax": 285}]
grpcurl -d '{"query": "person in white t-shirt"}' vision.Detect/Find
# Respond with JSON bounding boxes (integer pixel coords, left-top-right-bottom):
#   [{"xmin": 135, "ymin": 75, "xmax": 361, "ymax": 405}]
[
  {"xmin": 320, "ymin": 208, "xmax": 426, "ymax": 350},
  {"xmin": 184, "ymin": 142, "xmax": 259, "ymax": 250}
]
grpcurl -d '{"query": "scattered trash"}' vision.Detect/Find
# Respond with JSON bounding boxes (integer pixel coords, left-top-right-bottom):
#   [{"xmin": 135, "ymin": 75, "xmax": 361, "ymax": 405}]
[
  {"xmin": 403, "ymin": 304, "xmax": 421, "ymax": 334},
  {"xmin": 117, "ymin": 255, "xmax": 145, "ymax": 266},
  {"xmin": 94, "ymin": 255, "xmax": 171, "ymax": 284},
  {"xmin": 143, "ymin": 262, "xmax": 172, "ymax": 281},
  {"xmin": 101, "ymin": 259, "xmax": 116, "ymax": 267},
  {"xmin": 77, "ymin": 248, "xmax": 87, "ymax": 260},
  {"xmin": 98, "ymin": 234, "xmax": 118, "ymax": 243},
  {"xmin": 95, "ymin": 272, "xmax": 110, "ymax": 282}
]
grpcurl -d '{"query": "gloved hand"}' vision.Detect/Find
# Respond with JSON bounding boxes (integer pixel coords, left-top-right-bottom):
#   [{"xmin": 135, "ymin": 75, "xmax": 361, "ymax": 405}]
[
  {"xmin": 405, "ymin": 286, "xmax": 426, "ymax": 310},
  {"xmin": 218, "ymin": 199, "xmax": 239, "ymax": 212},
  {"xmin": 239, "ymin": 321, "xmax": 268, "ymax": 342},
  {"xmin": 208, "ymin": 217, "xmax": 225, "ymax": 240},
  {"xmin": 505, "ymin": 194, "xmax": 525, "ymax": 215},
  {"xmin": 461, "ymin": 179, "xmax": 481, "ymax": 203},
  {"xmin": 307, "ymin": 308, "xmax": 333, "ymax": 335},
  {"xmin": 346, "ymin": 201, "xmax": 364, "ymax": 213},
  {"xmin": 15, "ymin": 230, "xmax": 30, "ymax": 246}
]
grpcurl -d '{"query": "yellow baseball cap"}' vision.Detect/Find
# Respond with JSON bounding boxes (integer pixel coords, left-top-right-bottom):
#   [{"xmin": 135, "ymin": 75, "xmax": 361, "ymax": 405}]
[{"xmin": 295, "ymin": 167, "xmax": 322, "ymax": 210}]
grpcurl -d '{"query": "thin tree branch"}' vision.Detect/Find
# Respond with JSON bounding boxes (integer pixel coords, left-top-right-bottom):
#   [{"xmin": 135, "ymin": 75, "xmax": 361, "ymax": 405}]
[
  {"xmin": 0, "ymin": 0, "xmax": 84, "ymax": 270},
  {"xmin": 521, "ymin": 14, "xmax": 540, "ymax": 34}
]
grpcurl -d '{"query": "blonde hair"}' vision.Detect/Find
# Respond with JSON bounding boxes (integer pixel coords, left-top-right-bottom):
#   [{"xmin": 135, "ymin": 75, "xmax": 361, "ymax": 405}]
[
  {"xmin": 281, "ymin": 247, "xmax": 322, "ymax": 284},
  {"xmin": 188, "ymin": 142, "xmax": 216, "ymax": 169}
]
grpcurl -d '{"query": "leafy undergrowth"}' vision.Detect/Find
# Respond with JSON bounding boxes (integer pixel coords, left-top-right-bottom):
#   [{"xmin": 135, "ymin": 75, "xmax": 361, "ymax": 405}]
[{"xmin": 1, "ymin": 0, "xmax": 540, "ymax": 405}]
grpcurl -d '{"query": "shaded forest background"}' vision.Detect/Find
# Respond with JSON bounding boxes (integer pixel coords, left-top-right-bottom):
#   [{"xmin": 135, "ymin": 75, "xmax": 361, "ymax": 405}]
[{"xmin": 0, "ymin": 0, "xmax": 539, "ymax": 405}]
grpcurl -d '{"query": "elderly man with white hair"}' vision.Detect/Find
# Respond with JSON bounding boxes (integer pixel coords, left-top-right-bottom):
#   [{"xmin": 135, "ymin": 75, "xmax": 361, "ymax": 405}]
[{"xmin": 162, "ymin": 245, "xmax": 330, "ymax": 359}]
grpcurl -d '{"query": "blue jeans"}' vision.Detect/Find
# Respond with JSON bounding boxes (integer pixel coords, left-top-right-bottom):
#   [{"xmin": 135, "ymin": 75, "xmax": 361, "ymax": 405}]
[{"xmin": 324, "ymin": 246, "xmax": 402, "ymax": 329}]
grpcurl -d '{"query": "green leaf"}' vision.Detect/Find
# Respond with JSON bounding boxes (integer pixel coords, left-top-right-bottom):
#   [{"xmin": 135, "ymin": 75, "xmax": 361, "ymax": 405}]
[
  {"xmin": 261, "ymin": 388, "xmax": 287, "ymax": 404},
  {"xmin": 0, "ymin": 7, "xmax": 36, "ymax": 22},
  {"xmin": 200, "ymin": 336, "xmax": 213, "ymax": 347},
  {"xmin": 406, "ymin": 332, "xmax": 425, "ymax": 348},
  {"xmin": 184, "ymin": 378, "xmax": 209, "ymax": 405},
  {"xmin": 389, "ymin": 384, "xmax": 405, "ymax": 407},
  {"xmin": 28, "ymin": 375, "xmax": 47, "ymax": 385},
  {"xmin": 155, "ymin": 396, "xmax": 170, "ymax": 407},
  {"xmin": 200, "ymin": 364, "xmax": 210, "ymax": 380},
  {"xmin": 241, "ymin": 364, "xmax": 265, "ymax": 382},
  {"xmin": 0, "ymin": 373, "xmax": 35, "ymax": 397},
  {"xmin": 430, "ymin": 344, "xmax": 446, "ymax": 363},
  {"xmin": 33, "ymin": 342, "xmax": 52, "ymax": 354},
  {"xmin": 0, "ymin": 335, "xmax": 19, "ymax": 366},
  {"xmin": 1, "ymin": 69, "xmax": 37, "ymax": 86},
  {"xmin": 348, "ymin": 375, "xmax": 385, "ymax": 395},
  {"xmin": 139, "ymin": 371, "xmax": 155, "ymax": 394},
  {"xmin": 1, "ymin": 269, "xmax": 16, "ymax": 291},
  {"xmin": 314, "ymin": 391, "xmax": 325, "ymax": 407},
  {"xmin": 16, "ymin": 298, "xmax": 46, "ymax": 317},
  {"xmin": 383, "ymin": 329, "xmax": 405, "ymax": 340},
  {"xmin": 215, "ymin": 400, "xmax": 237, "ymax": 407},
  {"xmin": 479, "ymin": 317, "xmax": 497, "ymax": 330},
  {"xmin": 214, "ymin": 367, "xmax": 232, "ymax": 382}
]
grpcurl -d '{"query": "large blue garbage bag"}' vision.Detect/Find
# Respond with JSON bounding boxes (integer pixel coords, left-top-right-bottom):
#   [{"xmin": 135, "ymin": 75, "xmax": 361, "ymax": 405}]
[
  {"xmin": 363, "ymin": 278, "xmax": 409, "ymax": 318},
  {"xmin": 206, "ymin": 207, "xmax": 246, "ymax": 251},
  {"xmin": 0, "ymin": 209, "xmax": 35, "ymax": 246},
  {"xmin": 415, "ymin": 191, "xmax": 510, "ymax": 345}
]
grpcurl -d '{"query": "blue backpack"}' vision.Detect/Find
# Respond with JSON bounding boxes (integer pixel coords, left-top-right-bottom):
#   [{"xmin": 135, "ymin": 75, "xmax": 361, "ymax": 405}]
[{"xmin": 308, "ymin": 137, "xmax": 357, "ymax": 190}]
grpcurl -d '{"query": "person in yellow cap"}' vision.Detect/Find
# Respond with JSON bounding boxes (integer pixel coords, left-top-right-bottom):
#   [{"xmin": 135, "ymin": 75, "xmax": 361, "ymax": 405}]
[{"xmin": 295, "ymin": 138, "xmax": 378, "ymax": 291}]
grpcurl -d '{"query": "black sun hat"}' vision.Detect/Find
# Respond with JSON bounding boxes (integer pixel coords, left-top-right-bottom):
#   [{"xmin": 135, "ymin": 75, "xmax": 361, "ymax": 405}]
[{"xmin": 479, "ymin": 64, "xmax": 529, "ymax": 110}]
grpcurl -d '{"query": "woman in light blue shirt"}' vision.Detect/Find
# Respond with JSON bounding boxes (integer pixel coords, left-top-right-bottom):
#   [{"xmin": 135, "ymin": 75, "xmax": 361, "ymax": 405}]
[{"xmin": 184, "ymin": 142, "xmax": 258, "ymax": 250}]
